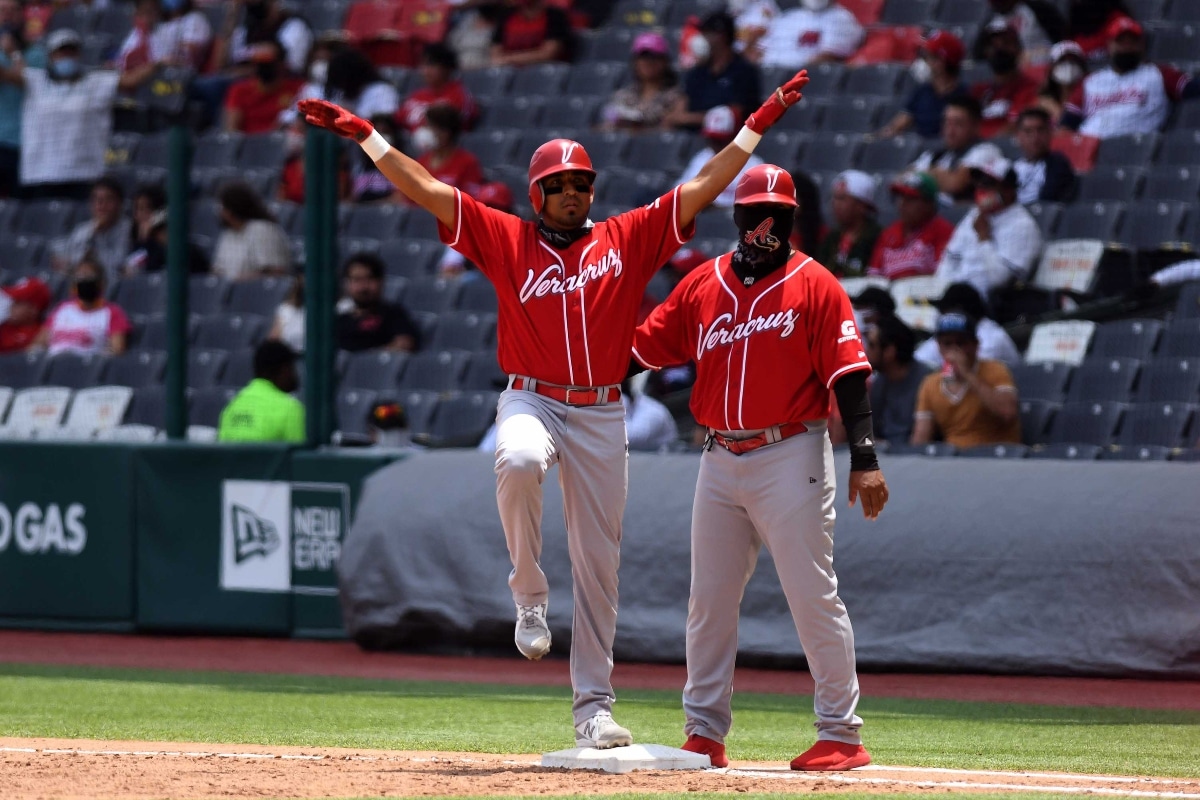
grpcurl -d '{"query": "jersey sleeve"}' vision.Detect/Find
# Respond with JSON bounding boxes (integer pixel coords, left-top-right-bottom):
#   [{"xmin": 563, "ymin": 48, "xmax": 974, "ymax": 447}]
[
  {"xmin": 609, "ymin": 186, "xmax": 697, "ymax": 284},
  {"xmin": 983, "ymin": 360, "xmax": 1017, "ymax": 392},
  {"xmin": 437, "ymin": 188, "xmax": 522, "ymax": 281},
  {"xmin": 914, "ymin": 374, "xmax": 936, "ymax": 418},
  {"xmin": 807, "ymin": 267, "xmax": 872, "ymax": 389},
  {"xmin": 632, "ymin": 272, "xmax": 696, "ymax": 370},
  {"xmin": 107, "ymin": 304, "xmax": 133, "ymax": 336},
  {"xmin": 1158, "ymin": 64, "xmax": 1191, "ymax": 101}
]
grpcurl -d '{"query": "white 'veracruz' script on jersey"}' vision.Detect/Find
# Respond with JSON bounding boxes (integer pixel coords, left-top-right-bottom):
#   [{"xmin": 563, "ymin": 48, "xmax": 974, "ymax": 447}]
[
  {"xmin": 696, "ymin": 308, "xmax": 799, "ymax": 361},
  {"xmin": 519, "ymin": 248, "xmax": 625, "ymax": 304}
]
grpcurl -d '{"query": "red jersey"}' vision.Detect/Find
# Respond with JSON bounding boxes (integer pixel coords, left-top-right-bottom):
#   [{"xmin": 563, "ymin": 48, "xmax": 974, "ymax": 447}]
[
  {"xmin": 418, "ymin": 147, "xmax": 485, "ymax": 196},
  {"xmin": 0, "ymin": 321, "xmax": 41, "ymax": 353},
  {"xmin": 971, "ymin": 73, "xmax": 1040, "ymax": 139},
  {"xmin": 439, "ymin": 186, "xmax": 695, "ymax": 387},
  {"xmin": 397, "ymin": 82, "xmax": 479, "ymax": 131},
  {"xmin": 224, "ymin": 77, "xmax": 304, "ymax": 135},
  {"xmin": 868, "ymin": 216, "xmax": 954, "ymax": 280},
  {"xmin": 633, "ymin": 251, "xmax": 870, "ymax": 431}
]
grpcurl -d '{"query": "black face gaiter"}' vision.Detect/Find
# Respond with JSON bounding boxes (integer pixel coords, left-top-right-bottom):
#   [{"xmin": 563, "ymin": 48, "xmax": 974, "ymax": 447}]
[
  {"xmin": 1112, "ymin": 52, "xmax": 1142, "ymax": 73},
  {"xmin": 537, "ymin": 218, "xmax": 594, "ymax": 249},
  {"xmin": 731, "ymin": 204, "xmax": 795, "ymax": 285}
]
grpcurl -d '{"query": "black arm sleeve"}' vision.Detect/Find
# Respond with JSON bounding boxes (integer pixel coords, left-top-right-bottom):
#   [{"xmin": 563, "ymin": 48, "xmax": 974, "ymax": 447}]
[{"xmin": 832, "ymin": 370, "xmax": 880, "ymax": 472}]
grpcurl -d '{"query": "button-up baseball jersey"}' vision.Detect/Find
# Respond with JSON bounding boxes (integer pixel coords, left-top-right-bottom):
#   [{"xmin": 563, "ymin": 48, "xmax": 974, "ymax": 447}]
[
  {"xmin": 439, "ymin": 186, "xmax": 694, "ymax": 387},
  {"xmin": 633, "ymin": 250, "xmax": 871, "ymax": 431}
]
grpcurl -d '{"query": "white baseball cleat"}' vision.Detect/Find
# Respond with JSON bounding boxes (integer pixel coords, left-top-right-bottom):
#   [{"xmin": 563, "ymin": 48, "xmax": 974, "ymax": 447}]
[
  {"xmin": 514, "ymin": 602, "xmax": 551, "ymax": 660},
  {"xmin": 575, "ymin": 712, "xmax": 633, "ymax": 749}
]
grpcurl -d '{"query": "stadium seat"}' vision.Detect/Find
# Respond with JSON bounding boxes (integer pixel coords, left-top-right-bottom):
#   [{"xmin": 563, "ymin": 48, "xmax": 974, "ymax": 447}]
[
  {"xmin": 842, "ymin": 64, "xmax": 906, "ymax": 98},
  {"xmin": 576, "ymin": 27, "xmax": 635, "ymax": 63},
  {"xmin": 1065, "ymin": 357, "xmax": 1141, "ymax": 403},
  {"xmin": 188, "ymin": 348, "xmax": 229, "ymax": 389},
  {"xmin": 1075, "ymin": 165, "xmax": 1144, "ymax": 203},
  {"xmin": 429, "ymin": 311, "xmax": 497, "ymax": 351},
  {"xmin": 462, "ymin": 348, "xmax": 506, "ymax": 391},
  {"xmin": 337, "ymin": 237, "xmax": 382, "ymax": 267},
  {"xmin": 404, "ymin": 276, "xmax": 462, "ymax": 313},
  {"xmin": 627, "ymin": 131, "xmax": 693, "ymax": 172},
  {"xmin": 858, "ymin": 134, "xmax": 924, "ymax": 172},
  {"xmin": 1174, "ymin": 283, "xmax": 1200, "ymax": 319},
  {"xmin": 1088, "ymin": 319, "xmax": 1162, "ymax": 360},
  {"xmin": 340, "ymin": 350, "xmax": 408, "ymax": 392},
  {"xmin": 461, "ymin": 65, "xmax": 514, "ymax": 98},
  {"xmin": 402, "ymin": 212, "xmax": 442, "ymax": 242},
  {"xmin": 0, "ymin": 351, "xmax": 47, "ymax": 389},
  {"xmin": 1102, "ymin": 444, "xmax": 1172, "ymax": 461},
  {"xmin": 958, "ymin": 443, "xmax": 1030, "ymax": 459},
  {"xmin": 384, "ymin": 275, "xmax": 408, "ymax": 305},
  {"xmin": 572, "ymin": 131, "xmax": 632, "ymax": 168},
  {"xmin": 610, "ymin": 0, "xmax": 671, "ymax": 27},
  {"xmin": 410, "ymin": 310, "xmax": 438, "ymax": 345},
  {"xmin": 692, "ymin": 209, "xmax": 734, "ymax": 240},
  {"xmin": 123, "ymin": 385, "xmax": 167, "ymax": 428},
  {"xmin": 1140, "ymin": 166, "xmax": 1200, "ymax": 203},
  {"xmin": 104, "ymin": 350, "xmax": 166, "ymax": 388},
  {"xmin": 596, "ymin": 167, "xmax": 669, "ymax": 207},
  {"xmin": 1096, "ymin": 132, "xmax": 1159, "ymax": 167},
  {"xmin": 756, "ymin": 132, "xmax": 807, "ymax": 171},
  {"xmin": 64, "ymin": 385, "xmax": 133, "ymax": 433},
  {"xmin": 819, "ymin": 97, "xmax": 884, "ymax": 133},
  {"xmin": 189, "ymin": 274, "xmax": 230, "ymax": 314},
  {"xmin": 541, "ymin": 96, "xmax": 604, "ymax": 130},
  {"xmin": 460, "ymin": 126, "xmax": 518, "ymax": 165},
  {"xmin": 193, "ymin": 313, "xmax": 267, "ymax": 349},
  {"xmin": 112, "ymin": 272, "xmax": 167, "ymax": 317},
  {"xmin": 1026, "ymin": 202, "xmax": 1063, "ymax": 238},
  {"xmin": 1116, "ymin": 402, "xmax": 1195, "ymax": 448},
  {"xmin": 133, "ymin": 131, "xmax": 171, "ymax": 169},
  {"xmin": 1050, "ymin": 131, "xmax": 1099, "ymax": 174},
  {"xmin": 771, "ymin": 98, "xmax": 823, "ymax": 131},
  {"xmin": 398, "ymin": 349, "xmax": 472, "ymax": 391},
  {"xmin": 1149, "ymin": 25, "xmax": 1199, "ymax": 62},
  {"xmin": 98, "ymin": 423, "xmax": 158, "ymax": 441},
  {"xmin": 16, "ymin": 199, "xmax": 78, "ymax": 238},
  {"xmin": 1028, "ymin": 443, "xmax": 1103, "ymax": 460},
  {"xmin": 880, "ymin": 0, "xmax": 938, "ymax": 25},
  {"xmin": 798, "ymin": 133, "xmax": 861, "ymax": 173},
  {"xmin": 1018, "ymin": 398, "xmax": 1058, "ymax": 444},
  {"xmin": 1056, "ymin": 202, "xmax": 1124, "ymax": 242},
  {"xmin": 303, "ymin": 0, "xmax": 349, "ymax": 35},
  {"xmin": 1047, "ymin": 400, "xmax": 1125, "ymax": 446},
  {"xmin": 485, "ymin": 96, "xmax": 545, "ymax": 130},
  {"xmin": 226, "ymin": 276, "xmax": 293, "ymax": 316},
  {"xmin": 425, "ymin": 390, "xmax": 500, "ymax": 447},
  {"xmin": 379, "ymin": 239, "xmax": 442, "ymax": 278},
  {"xmin": 221, "ymin": 347, "xmax": 255, "ymax": 388},
  {"xmin": 192, "ymin": 130, "xmax": 243, "ymax": 170},
  {"xmin": 237, "ymin": 132, "xmax": 289, "ymax": 172},
  {"xmin": 0, "ymin": 386, "xmax": 72, "ymax": 436},
  {"xmin": 43, "ymin": 352, "xmax": 108, "ymax": 390},
  {"xmin": 883, "ymin": 442, "xmax": 958, "ymax": 457},
  {"xmin": 1011, "ymin": 362, "xmax": 1073, "ymax": 403},
  {"xmin": 1158, "ymin": 129, "xmax": 1200, "ymax": 167},
  {"xmin": 457, "ymin": 279, "xmax": 498, "ymax": 312},
  {"xmin": 1138, "ymin": 357, "xmax": 1200, "ymax": 402},
  {"xmin": 344, "ymin": 204, "xmax": 408, "ymax": 238},
  {"xmin": 190, "ymin": 386, "xmax": 237, "ymax": 427},
  {"xmin": 935, "ymin": 0, "xmax": 986, "ymax": 24},
  {"xmin": 388, "ymin": 388, "xmax": 435, "ymax": 439},
  {"xmin": 565, "ymin": 62, "xmax": 626, "ymax": 98},
  {"xmin": 1117, "ymin": 201, "xmax": 1190, "ymax": 250},
  {"xmin": 333, "ymin": 388, "xmax": 377, "ymax": 438},
  {"xmin": 509, "ymin": 62, "xmax": 570, "ymax": 98}
]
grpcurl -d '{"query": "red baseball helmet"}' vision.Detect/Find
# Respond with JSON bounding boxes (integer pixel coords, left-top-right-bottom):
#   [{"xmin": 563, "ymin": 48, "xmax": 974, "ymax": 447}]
[
  {"xmin": 527, "ymin": 138, "xmax": 596, "ymax": 214},
  {"xmin": 733, "ymin": 164, "xmax": 798, "ymax": 207}
]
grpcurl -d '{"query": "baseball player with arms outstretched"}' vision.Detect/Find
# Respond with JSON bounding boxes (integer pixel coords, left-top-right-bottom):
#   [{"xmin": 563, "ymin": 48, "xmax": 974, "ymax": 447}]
[
  {"xmin": 297, "ymin": 69, "xmax": 811, "ymax": 750},
  {"xmin": 631, "ymin": 164, "xmax": 889, "ymax": 771}
]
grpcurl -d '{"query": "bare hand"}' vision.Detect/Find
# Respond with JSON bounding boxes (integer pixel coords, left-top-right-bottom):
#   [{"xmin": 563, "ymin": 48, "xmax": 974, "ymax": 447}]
[
  {"xmin": 942, "ymin": 346, "xmax": 970, "ymax": 377},
  {"xmin": 848, "ymin": 469, "xmax": 889, "ymax": 520},
  {"xmin": 973, "ymin": 211, "xmax": 992, "ymax": 241}
]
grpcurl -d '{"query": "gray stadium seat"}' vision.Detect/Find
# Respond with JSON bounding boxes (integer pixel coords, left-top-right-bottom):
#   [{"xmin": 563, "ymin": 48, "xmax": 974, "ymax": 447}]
[
  {"xmin": 881, "ymin": 0, "xmax": 939, "ymax": 24},
  {"xmin": 1066, "ymin": 357, "xmax": 1141, "ymax": 403},
  {"xmin": 429, "ymin": 311, "xmax": 497, "ymax": 351},
  {"xmin": 596, "ymin": 167, "xmax": 669, "ymax": 207},
  {"xmin": 1157, "ymin": 129, "xmax": 1200, "ymax": 167},
  {"xmin": 394, "ymin": 389, "xmax": 439, "ymax": 438},
  {"xmin": 509, "ymin": 62, "xmax": 570, "ymax": 97},
  {"xmin": 461, "ymin": 66, "xmax": 514, "ymax": 98},
  {"xmin": 627, "ymin": 131, "xmax": 693, "ymax": 172},
  {"xmin": 0, "ymin": 198, "xmax": 18, "ymax": 231},
  {"xmin": 541, "ymin": 96, "xmax": 604, "ymax": 130},
  {"xmin": 0, "ymin": 352, "xmax": 47, "ymax": 389},
  {"xmin": 1048, "ymin": 400, "xmax": 1125, "ymax": 446},
  {"xmin": 819, "ymin": 97, "xmax": 885, "ymax": 133},
  {"xmin": 756, "ymin": 132, "xmax": 807, "ymax": 171},
  {"xmin": 611, "ymin": 0, "xmax": 671, "ymax": 27},
  {"xmin": 344, "ymin": 204, "xmax": 408, "ymax": 238},
  {"xmin": 1159, "ymin": 319, "xmax": 1200, "ymax": 356},
  {"xmin": 402, "ymin": 212, "xmax": 443, "ymax": 242},
  {"xmin": 1018, "ymin": 398, "xmax": 1058, "ymax": 445},
  {"xmin": 1102, "ymin": 444, "xmax": 1172, "ymax": 461},
  {"xmin": 1117, "ymin": 201, "xmax": 1190, "ymax": 250},
  {"xmin": 189, "ymin": 386, "xmax": 236, "ymax": 427},
  {"xmin": 958, "ymin": 443, "xmax": 1030, "ymax": 459},
  {"xmin": 463, "ymin": 348, "xmax": 506, "ymax": 391},
  {"xmin": 226, "ymin": 276, "xmax": 293, "ymax": 316},
  {"xmin": 770, "ymin": 98, "xmax": 823, "ymax": 132},
  {"xmin": 1089, "ymin": 318, "xmax": 1163, "ymax": 360},
  {"xmin": 16, "ymin": 199, "xmax": 78, "ymax": 238},
  {"xmin": 1056, "ymin": 202, "xmax": 1124, "ymax": 242},
  {"xmin": 426, "ymin": 390, "xmax": 500, "ymax": 448},
  {"xmin": 1149, "ymin": 25, "xmax": 1199, "ymax": 62},
  {"xmin": 936, "ymin": 0, "xmax": 987, "ymax": 24},
  {"xmin": 1028, "ymin": 443, "xmax": 1103, "ymax": 460},
  {"xmin": 192, "ymin": 131, "xmax": 243, "ymax": 169},
  {"xmin": 397, "ymin": 349, "xmax": 472, "ymax": 391},
  {"xmin": 486, "ymin": 96, "xmax": 545, "ymax": 129},
  {"xmin": 0, "ymin": 234, "xmax": 46, "ymax": 274},
  {"xmin": 565, "ymin": 62, "xmax": 626, "ymax": 98},
  {"xmin": 340, "ymin": 350, "xmax": 408, "ymax": 391},
  {"xmin": 577, "ymin": 27, "xmax": 635, "ymax": 63},
  {"xmin": 1075, "ymin": 166, "xmax": 1144, "ymax": 203},
  {"xmin": 43, "ymin": 352, "xmax": 108, "ymax": 389},
  {"xmin": 112, "ymin": 272, "xmax": 166, "ymax": 316},
  {"xmin": 1026, "ymin": 202, "xmax": 1063, "ymax": 238},
  {"xmin": 457, "ymin": 279, "xmax": 498, "ymax": 312},
  {"xmin": 1011, "ymin": 362, "xmax": 1073, "ymax": 403},
  {"xmin": 384, "ymin": 275, "xmax": 408, "ymax": 304},
  {"xmin": 1138, "ymin": 357, "xmax": 1200, "ymax": 402},
  {"xmin": 188, "ymin": 348, "xmax": 229, "ymax": 389},
  {"xmin": 1174, "ymin": 283, "xmax": 1200, "ymax": 319},
  {"xmin": 221, "ymin": 347, "xmax": 255, "ymax": 388},
  {"xmin": 1116, "ymin": 402, "xmax": 1195, "ymax": 448},
  {"xmin": 784, "ymin": 62, "xmax": 845, "ymax": 100},
  {"xmin": 572, "ymin": 131, "xmax": 632, "ymax": 168},
  {"xmin": 133, "ymin": 131, "xmax": 171, "ymax": 169},
  {"xmin": 1140, "ymin": 166, "xmax": 1200, "ymax": 203},
  {"xmin": 1096, "ymin": 132, "xmax": 1159, "ymax": 167},
  {"xmin": 104, "ymin": 350, "xmax": 166, "ymax": 388},
  {"xmin": 858, "ymin": 134, "xmax": 924, "ymax": 172},
  {"xmin": 843, "ymin": 64, "xmax": 906, "ymax": 98},
  {"xmin": 189, "ymin": 274, "xmax": 230, "ymax": 314},
  {"xmin": 404, "ymin": 275, "xmax": 462, "ymax": 313},
  {"xmin": 302, "ymin": 0, "xmax": 349, "ymax": 35},
  {"xmin": 237, "ymin": 132, "xmax": 288, "ymax": 172},
  {"xmin": 336, "ymin": 388, "xmax": 379, "ymax": 437},
  {"xmin": 124, "ymin": 385, "xmax": 167, "ymax": 428},
  {"xmin": 193, "ymin": 313, "xmax": 267, "ymax": 349},
  {"xmin": 799, "ymin": 133, "xmax": 861, "ymax": 173},
  {"xmin": 883, "ymin": 442, "xmax": 958, "ymax": 457},
  {"xmin": 692, "ymin": 209, "xmax": 735, "ymax": 240}
]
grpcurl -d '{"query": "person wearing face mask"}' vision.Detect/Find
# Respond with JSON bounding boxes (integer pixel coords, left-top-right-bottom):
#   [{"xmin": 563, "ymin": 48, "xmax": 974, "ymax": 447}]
[
  {"xmin": 1037, "ymin": 40, "xmax": 1087, "ymax": 123},
  {"xmin": 1061, "ymin": 17, "xmax": 1200, "ymax": 140},
  {"xmin": 969, "ymin": 19, "xmax": 1040, "ymax": 140},
  {"xmin": 397, "ymin": 43, "xmax": 477, "ymax": 134},
  {"xmin": 970, "ymin": 0, "xmax": 1064, "ymax": 68},
  {"xmin": 631, "ymin": 163, "xmax": 888, "ymax": 772},
  {"xmin": 755, "ymin": 0, "xmax": 863, "ymax": 69},
  {"xmin": 217, "ymin": 340, "xmax": 305, "ymax": 444},
  {"xmin": 413, "ymin": 104, "xmax": 483, "ymax": 200},
  {"xmin": 36, "ymin": 258, "xmax": 131, "ymax": 356},
  {"xmin": 936, "ymin": 145, "xmax": 1041, "ymax": 305},
  {"xmin": 663, "ymin": 11, "xmax": 761, "ymax": 131},
  {"xmin": 223, "ymin": 40, "xmax": 304, "ymax": 134},
  {"xmin": 875, "ymin": 29, "xmax": 969, "ymax": 140},
  {"xmin": 0, "ymin": 29, "xmax": 155, "ymax": 201}
]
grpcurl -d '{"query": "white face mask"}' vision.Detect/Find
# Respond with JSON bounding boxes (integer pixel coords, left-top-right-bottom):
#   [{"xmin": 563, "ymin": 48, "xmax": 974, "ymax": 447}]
[
  {"xmin": 1051, "ymin": 62, "xmax": 1083, "ymax": 86},
  {"xmin": 411, "ymin": 125, "xmax": 438, "ymax": 154},
  {"xmin": 801, "ymin": 0, "xmax": 831, "ymax": 10},
  {"xmin": 688, "ymin": 33, "xmax": 710, "ymax": 63},
  {"xmin": 909, "ymin": 58, "xmax": 932, "ymax": 84},
  {"xmin": 309, "ymin": 60, "xmax": 328, "ymax": 84}
]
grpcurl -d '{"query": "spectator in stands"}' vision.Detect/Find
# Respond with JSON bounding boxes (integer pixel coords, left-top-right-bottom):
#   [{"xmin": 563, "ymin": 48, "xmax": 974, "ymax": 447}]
[
  {"xmin": 48, "ymin": 177, "xmax": 130, "ymax": 282},
  {"xmin": 790, "ymin": 169, "xmax": 825, "ymax": 255},
  {"xmin": 1, "ymin": 29, "xmax": 155, "ymax": 201},
  {"xmin": 155, "ymin": 0, "xmax": 212, "ymax": 71},
  {"xmin": 336, "ymin": 252, "xmax": 420, "ymax": 353},
  {"xmin": 911, "ymin": 313, "xmax": 1020, "ymax": 448},
  {"xmin": 817, "ymin": 170, "xmax": 880, "ymax": 278},
  {"xmin": 1061, "ymin": 18, "xmax": 1200, "ymax": 140},
  {"xmin": 972, "ymin": 0, "xmax": 1064, "ymax": 67},
  {"xmin": 116, "ymin": 0, "xmax": 160, "ymax": 75},
  {"xmin": 914, "ymin": 282, "xmax": 1020, "ymax": 370},
  {"xmin": 128, "ymin": 183, "xmax": 168, "ymax": 259},
  {"xmin": 1013, "ymin": 108, "xmax": 1076, "ymax": 205},
  {"xmin": 0, "ymin": 276, "xmax": 51, "ymax": 352},
  {"xmin": 622, "ymin": 374, "xmax": 679, "ymax": 452},
  {"xmin": 414, "ymin": 104, "xmax": 484, "ymax": 199},
  {"xmin": 0, "ymin": 0, "xmax": 37, "ymax": 196},
  {"xmin": 600, "ymin": 32, "xmax": 684, "ymax": 131},
  {"xmin": 217, "ymin": 339, "xmax": 305, "ymax": 443},
  {"xmin": 446, "ymin": 2, "xmax": 503, "ymax": 72},
  {"xmin": 869, "ymin": 171, "xmax": 953, "ymax": 281},
  {"xmin": 397, "ymin": 43, "xmax": 478, "ymax": 134},
  {"xmin": 755, "ymin": 0, "xmax": 862, "ymax": 70},
  {"xmin": 875, "ymin": 30, "xmax": 968, "ymax": 141},
  {"xmin": 664, "ymin": 11, "xmax": 760, "ymax": 130},
  {"xmin": 864, "ymin": 314, "xmax": 930, "ymax": 445},
  {"xmin": 366, "ymin": 399, "xmax": 420, "ymax": 450},
  {"xmin": 1067, "ymin": 0, "xmax": 1134, "ymax": 62},
  {"xmin": 322, "ymin": 46, "xmax": 399, "ymax": 122},
  {"xmin": 348, "ymin": 114, "xmax": 399, "ymax": 203},
  {"xmin": 936, "ymin": 145, "xmax": 1041, "ymax": 304},
  {"xmin": 37, "ymin": 258, "xmax": 131, "ymax": 356},
  {"xmin": 127, "ymin": 208, "xmax": 212, "ymax": 274},
  {"xmin": 490, "ymin": 0, "xmax": 572, "ymax": 67},
  {"xmin": 212, "ymin": 181, "xmax": 292, "ymax": 281},
  {"xmin": 850, "ymin": 285, "xmax": 895, "ymax": 332},
  {"xmin": 1036, "ymin": 40, "xmax": 1088, "ymax": 123},
  {"xmin": 223, "ymin": 40, "xmax": 304, "ymax": 134},
  {"xmin": 267, "ymin": 274, "xmax": 304, "ymax": 354},
  {"xmin": 674, "ymin": 105, "xmax": 762, "ymax": 208},
  {"xmin": 730, "ymin": 0, "xmax": 780, "ymax": 57},
  {"xmin": 911, "ymin": 97, "xmax": 993, "ymax": 204},
  {"xmin": 436, "ymin": 180, "xmax": 511, "ymax": 282},
  {"xmin": 971, "ymin": 19, "xmax": 1040, "ymax": 140}
]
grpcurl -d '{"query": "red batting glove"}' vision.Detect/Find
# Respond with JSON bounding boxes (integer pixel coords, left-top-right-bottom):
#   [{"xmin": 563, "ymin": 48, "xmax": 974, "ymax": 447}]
[
  {"xmin": 744, "ymin": 70, "xmax": 810, "ymax": 135},
  {"xmin": 297, "ymin": 98, "xmax": 373, "ymax": 142}
]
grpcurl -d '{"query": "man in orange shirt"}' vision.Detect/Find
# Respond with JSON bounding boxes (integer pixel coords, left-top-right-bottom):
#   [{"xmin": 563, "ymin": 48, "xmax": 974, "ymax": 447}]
[
  {"xmin": 224, "ymin": 41, "xmax": 303, "ymax": 134},
  {"xmin": 911, "ymin": 313, "xmax": 1021, "ymax": 448}
]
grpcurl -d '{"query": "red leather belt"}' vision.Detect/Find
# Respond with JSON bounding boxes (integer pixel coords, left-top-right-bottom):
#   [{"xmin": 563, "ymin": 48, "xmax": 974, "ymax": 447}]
[
  {"xmin": 710, "ymin": 421, "xmax": 810, "ymax": 456},
  {"xmin": 510, "ymin": 376, "xmax": 621, "ymax": 406}
]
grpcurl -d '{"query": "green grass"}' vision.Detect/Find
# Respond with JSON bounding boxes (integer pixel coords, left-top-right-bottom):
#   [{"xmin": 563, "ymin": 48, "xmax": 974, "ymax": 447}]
[{"xmin": 1, "ymin": 664, "xmax": 1197, "ymax": 778}]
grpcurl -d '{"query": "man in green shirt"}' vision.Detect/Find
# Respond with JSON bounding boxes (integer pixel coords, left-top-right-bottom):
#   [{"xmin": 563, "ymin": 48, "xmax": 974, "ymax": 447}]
[
  {"xmin": 217, "ymin": 340, "xmax": 305, "ymax": 443},
  {"xmin": 816, "ymin": 169, "xmax": 882, "ymax": 278}
]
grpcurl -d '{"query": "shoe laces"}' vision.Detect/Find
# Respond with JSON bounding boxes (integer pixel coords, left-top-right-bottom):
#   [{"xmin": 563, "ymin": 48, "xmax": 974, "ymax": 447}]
[{"xmin": 517, "ymin": 603, "xmax": 546, "ymax": 630}]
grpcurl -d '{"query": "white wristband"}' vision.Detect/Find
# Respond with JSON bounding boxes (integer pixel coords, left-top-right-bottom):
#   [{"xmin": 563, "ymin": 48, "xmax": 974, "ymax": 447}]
[
  {"xmin": 359, "ymin": 130, "xmax": 390, "ymax": 162},
  {"xmin": 733, "ymin": 126, "xmax": 762, "ymax": 153}
]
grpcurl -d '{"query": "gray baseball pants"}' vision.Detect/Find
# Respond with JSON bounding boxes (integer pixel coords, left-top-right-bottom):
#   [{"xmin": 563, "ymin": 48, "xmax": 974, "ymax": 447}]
[
  {"xmin": 493, "ymin": 387, "xmax": 628, "ymax": 726},
  {"xmin": 683, "ymin": 423, "xmax": 864, "ymax": 745}
]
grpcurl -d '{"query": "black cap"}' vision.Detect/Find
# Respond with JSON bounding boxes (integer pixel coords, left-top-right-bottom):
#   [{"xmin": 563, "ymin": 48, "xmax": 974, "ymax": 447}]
[
  {"xmin": 934, "ymin": 282, "xmax": 988, "ymax": 319},
  {"xmin": 935, "ymin": 312, "xmax": 979, "ymax": 340},
  {"xmin": 851, "ymin": 286, "xmax": 897, "ymax": 316}
]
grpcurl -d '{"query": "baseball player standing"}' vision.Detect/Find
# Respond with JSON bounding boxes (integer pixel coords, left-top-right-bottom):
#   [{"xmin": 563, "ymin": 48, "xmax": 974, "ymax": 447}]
[
  {"xmin": 297, "ymin": 69, "xmax": 811, "ymax": 750},
  {"xmin": 632, "ymin": 164, "xmax": 889, "ymax": 770}
]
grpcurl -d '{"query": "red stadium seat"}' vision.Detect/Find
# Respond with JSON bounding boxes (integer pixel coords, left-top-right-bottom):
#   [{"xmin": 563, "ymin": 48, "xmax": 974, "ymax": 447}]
[
  {"xmin": 840, "ymin": 0, "xmax": 885, "ymax": 26},
  {"xmin": 1052, "ymin": 131, "xmax": 1100, "ymax": 174},
  {"xmin": 848, "ymin": 25, "xmax": 922, "ymax": 65},
  {"xmin": 342, "ymin": 0, "xmax": 421, "ymax": 65}
]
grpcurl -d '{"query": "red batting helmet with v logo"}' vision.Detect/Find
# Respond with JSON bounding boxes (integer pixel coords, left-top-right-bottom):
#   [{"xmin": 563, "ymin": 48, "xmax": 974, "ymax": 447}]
[
  {"xmin": 528, "ymin": 138, "xmax": 597, "ymax": 214},
  {"xmin": 734, "ymin": 163, "xmax": 798, "ymax": 207}
]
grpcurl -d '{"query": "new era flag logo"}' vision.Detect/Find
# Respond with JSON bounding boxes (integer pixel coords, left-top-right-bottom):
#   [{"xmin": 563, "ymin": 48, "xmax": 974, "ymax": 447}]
[
  {"xmin": 220, "ymin": 481, "xmax": 291, "ymax": 592},
  {"xmin": 230, "ymin": 504, "xmax": 280, "ymax": 564}
]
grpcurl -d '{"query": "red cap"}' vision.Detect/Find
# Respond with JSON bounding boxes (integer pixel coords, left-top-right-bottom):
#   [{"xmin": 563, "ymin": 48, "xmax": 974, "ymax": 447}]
[
  {"xmin": 1106, "ymin": 15, "xmax": 1144, "ymax": 41},
  {"xmin": 734, "ymin": 164, "xmax": 798, "ymax": 207},
  {"xmin": 527, "ymin": 138, "xmax": 596, "ymax": 214},
  {"xmin": 922, "ymin": 29, "xmax": 965, "ymax": 69},
  {"xmin": 474, "ymin": 181, "xmax": 513, "ymax": 212},
  {"xmin": 670, "ymin": 247, "xmax": 708, "ymax": 275},
  {"xmin": 3, "ymin": 278, "xmax": 51, "ymax": 312}
]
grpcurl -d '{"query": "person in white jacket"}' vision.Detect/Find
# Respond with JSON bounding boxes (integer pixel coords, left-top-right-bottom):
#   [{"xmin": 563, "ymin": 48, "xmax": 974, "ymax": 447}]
[{"xmin": 936, "ymin": 144, "xmax": 1041, "ymax": 305}]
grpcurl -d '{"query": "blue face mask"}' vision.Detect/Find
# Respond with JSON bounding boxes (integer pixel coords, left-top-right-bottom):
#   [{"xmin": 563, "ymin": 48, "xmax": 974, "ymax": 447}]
[
  {"xmin": 50, "ymin": 58, "xmax": 81, "ymax": 80},
  {"xmin": 162, "ymin": 0, "xmax": 185, "ymax": 13}
]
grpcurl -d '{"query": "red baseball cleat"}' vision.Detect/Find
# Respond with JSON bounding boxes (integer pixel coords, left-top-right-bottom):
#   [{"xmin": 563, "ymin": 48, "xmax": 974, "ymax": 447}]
[
  {"xmin": 790, "ymin": 740, "xmax": 871, "ymax": 771},
  {"xmin": 681, "ymin": 734, "xmax": 729, "ymax": 768}
]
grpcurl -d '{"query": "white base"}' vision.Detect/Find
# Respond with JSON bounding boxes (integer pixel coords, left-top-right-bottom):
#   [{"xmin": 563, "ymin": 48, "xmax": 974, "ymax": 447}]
[{"xmin": 541, "ymin": 743, "xmax": 712, "ymax": 773}]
